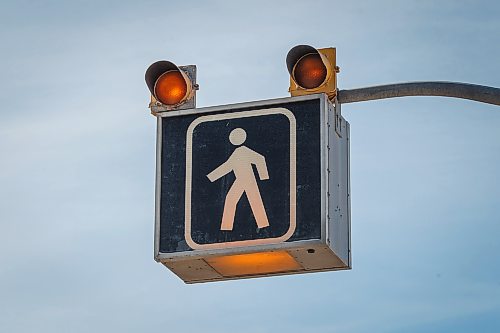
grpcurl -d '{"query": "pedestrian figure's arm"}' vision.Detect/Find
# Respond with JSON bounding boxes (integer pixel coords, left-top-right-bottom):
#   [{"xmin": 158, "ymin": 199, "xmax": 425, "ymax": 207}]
[
  {"xmin": 207, "ymin": 161, "xmax": 232, "ymax": 182},
  {"xmin": 254, "ymin": 153, "xmax": 269, "ymax": 180}
]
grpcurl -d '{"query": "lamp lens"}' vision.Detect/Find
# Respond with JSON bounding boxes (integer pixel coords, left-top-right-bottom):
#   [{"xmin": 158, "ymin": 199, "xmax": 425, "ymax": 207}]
[
  {"xmin": 154, "ymin": 70, "xmax": 188, "ymax": 105},
  {"xmin": 293, "ymin": 53, "xmax": 327, "ymax": 89}
]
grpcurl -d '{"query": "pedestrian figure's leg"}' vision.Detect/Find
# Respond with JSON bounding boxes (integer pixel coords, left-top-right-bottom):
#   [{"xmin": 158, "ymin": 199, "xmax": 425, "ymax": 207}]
[
  {"xmin": 220, "ymin": 181, "xmax": 244, "ymax": 231},
  {"xmin": 245, "ymin": 184, "xmax": 269, "ymax": 228}
]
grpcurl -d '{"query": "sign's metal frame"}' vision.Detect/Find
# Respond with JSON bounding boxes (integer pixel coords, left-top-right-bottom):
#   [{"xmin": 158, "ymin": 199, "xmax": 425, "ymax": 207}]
[{"xmin": 153, "ymin": 93, "xmax": 351, "ymax": 282}]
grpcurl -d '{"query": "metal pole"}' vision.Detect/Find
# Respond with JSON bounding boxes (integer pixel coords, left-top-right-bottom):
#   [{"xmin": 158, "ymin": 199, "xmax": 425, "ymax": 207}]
[{"xmin": 337, "ymin": 81, "xmax": 500, "ymax": 106}]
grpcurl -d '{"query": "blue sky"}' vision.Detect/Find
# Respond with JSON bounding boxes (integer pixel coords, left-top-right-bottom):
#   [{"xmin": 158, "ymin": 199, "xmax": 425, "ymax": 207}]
[{"xmin": 0, "ymin": 1, "xmax": 499, "ymax": 332}]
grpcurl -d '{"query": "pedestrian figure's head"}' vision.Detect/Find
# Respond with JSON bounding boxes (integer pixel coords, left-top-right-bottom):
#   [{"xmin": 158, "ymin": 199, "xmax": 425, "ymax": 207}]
[{"xmin": 229, "ymin": 128, "xmax": 246, "ymax": 146}]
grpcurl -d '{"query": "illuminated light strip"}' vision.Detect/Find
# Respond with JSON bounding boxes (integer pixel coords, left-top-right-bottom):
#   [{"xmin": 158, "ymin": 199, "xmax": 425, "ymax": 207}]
[{"xmin": 205, "ymin": 251, "xmax": 303, "ymax": 277}]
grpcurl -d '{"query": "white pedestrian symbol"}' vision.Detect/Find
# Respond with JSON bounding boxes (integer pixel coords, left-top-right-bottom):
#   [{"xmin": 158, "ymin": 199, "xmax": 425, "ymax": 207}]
[{"xmin": 207, "ymin": 128, "xmax": 270, "ymax": 231}]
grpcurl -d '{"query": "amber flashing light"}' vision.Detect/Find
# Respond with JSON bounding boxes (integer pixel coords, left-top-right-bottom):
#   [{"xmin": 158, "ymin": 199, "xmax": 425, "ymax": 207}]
[
  {"xmin": 293, "ymin": 53, "xmax": 328, "ymax": 89},
  {"xmin": 154, "ymin": 70, "xmax": 188, "ymax": 106},
  {"xmin": 205, "ymin": 251, "xmax": 303, "ymax": 277}
]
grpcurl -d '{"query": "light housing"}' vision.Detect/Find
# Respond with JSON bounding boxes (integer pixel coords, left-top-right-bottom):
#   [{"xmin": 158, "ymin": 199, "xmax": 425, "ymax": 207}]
[
  {"xmin": 286, "ymin": 45, "xmax": 339, "ymax": 99},
  {"xmin": 145, "ymin": 60, "xmax": 197, "ymax": 111}
]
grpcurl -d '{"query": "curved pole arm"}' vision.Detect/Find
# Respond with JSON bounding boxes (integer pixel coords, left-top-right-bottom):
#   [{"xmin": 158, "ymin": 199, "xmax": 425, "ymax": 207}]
[{"xmin": 337, "ymin": 81, "xmax": 500, "ymax": 106}]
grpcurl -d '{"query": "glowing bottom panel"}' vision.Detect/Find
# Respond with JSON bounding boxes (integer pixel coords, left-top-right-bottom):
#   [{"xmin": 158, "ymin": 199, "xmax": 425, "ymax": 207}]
[{"xmin": 205, "ymin": 251, "xmax": 303, "ymax": 277}]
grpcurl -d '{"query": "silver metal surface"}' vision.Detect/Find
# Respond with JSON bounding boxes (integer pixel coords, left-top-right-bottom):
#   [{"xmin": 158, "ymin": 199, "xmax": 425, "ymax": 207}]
[
  {"xmin": 157, "ymin": 239, "xmax": 325, "ymax": 261},
  {"xmin": 320, "ymin": 94, "xmax": 327, "ymax": 243},
  {"xmin": 154, "ymin": 117, "xmax": 162, "ymax": 260},
  {"xmin": 347, "ymin": 123, "xmax": 352, "ymax": 267},
  {"xmin": 155, "ymin": 93, "xmax": 326, "ymax": 118},
  {"xmin": 337, "ymin": 81, "xmax": 500, "ymax": 106},
  {"xmin": 327, "ymin": 98, "xmax": 350, "ymax": 266}
]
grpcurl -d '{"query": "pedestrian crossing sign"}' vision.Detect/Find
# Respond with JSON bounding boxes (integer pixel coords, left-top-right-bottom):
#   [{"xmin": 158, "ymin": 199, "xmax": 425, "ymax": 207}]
[
  {"xmin": 185, "ymin": 108, "xmax": 296, "ymax": 250},
  {"xmin": 154, "ymin": 94, "xmax": 351, "ymax": 283}
]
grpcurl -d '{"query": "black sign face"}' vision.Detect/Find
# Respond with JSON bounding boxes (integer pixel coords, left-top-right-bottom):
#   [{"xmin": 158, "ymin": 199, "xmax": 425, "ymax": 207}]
[
  {"xmin": 186, "ymin": 108, "xmax": 296, "ymax": 250},
  {"xmin": 158, "ymin": 98, "xmax": 323, "ymax": 254}
]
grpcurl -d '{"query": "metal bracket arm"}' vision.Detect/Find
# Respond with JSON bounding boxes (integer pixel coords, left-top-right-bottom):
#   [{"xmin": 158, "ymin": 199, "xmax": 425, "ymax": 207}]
[{"xmin": 337, "ymin": 81, "xmax": 500, "ymax": 106}]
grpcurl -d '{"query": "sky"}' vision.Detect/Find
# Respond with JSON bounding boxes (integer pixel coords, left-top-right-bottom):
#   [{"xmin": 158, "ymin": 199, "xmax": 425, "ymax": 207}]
[{"xmin": 0, "ymin": 0, "xmax": 499, "ymax": 332}]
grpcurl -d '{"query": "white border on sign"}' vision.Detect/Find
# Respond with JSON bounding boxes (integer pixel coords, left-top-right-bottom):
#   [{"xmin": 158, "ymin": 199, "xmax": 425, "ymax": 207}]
[{"xmin": 184, "ymin": 107, "xmax": 297, "ymax": 250}]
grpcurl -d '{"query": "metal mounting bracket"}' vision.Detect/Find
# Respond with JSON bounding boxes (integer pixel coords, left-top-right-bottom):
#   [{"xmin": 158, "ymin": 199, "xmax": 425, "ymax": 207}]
[{"xmin": 334, "ymin": 98, "xmax": 343, "ymax": 137}]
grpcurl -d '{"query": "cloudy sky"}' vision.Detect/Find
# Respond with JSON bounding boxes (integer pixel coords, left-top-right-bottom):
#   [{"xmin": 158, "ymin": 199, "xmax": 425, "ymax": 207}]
[{"xmin": 1, "ymin": 0, "xmax": 499, "ymax": 332}]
